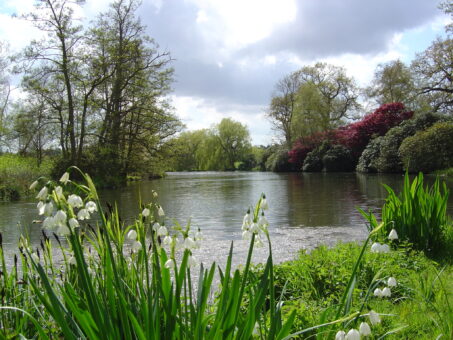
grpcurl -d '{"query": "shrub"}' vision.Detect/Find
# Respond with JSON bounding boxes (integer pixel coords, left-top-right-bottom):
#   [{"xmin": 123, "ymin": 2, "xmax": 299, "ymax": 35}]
[
  {"xmin": 322, "ymin": 144, "xmax": 355, "ymax": 172},
  {"xmin": 302, "ymin": 141, "xmax": 330, "ymax": 172},
  {"xmin": 357, "ymin": 112, "xmax": 447, "ymax": 173},
  {"xmin": 265, "ymin": 145, "xmax": 298, "ymax": 172},
  {"xmin": 288, "ymin": 131, "xmax": 336, "ymax": 169},
  {"xmin": 399, "ymin": 122, "xmax": 453, "ymax": 173}
]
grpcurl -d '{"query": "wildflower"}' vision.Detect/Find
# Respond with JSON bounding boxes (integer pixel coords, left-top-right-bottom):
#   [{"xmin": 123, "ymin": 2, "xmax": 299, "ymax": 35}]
[
  {"xmin": 163, "ymin": 235, "xmax": 172, "ymax": 246},
  {"xmin": 261, "ymin": 195, "xmax": 269, "ymax": 210},
  {"xmin": 242, "ymin": 230, "xmax": 252, "ymax": 240},
  {"xmin": 29, "ymin": 180, "xmax": 38, "ymax": 190},
  {"xmin": 250, "ymin": 222, "xmax": 260, "ymax": 233},
  {"xmin": 164, "ymin": 259, "xmax": 174, "ymax": 269},
  {"xmin": 77, "ymin": 208, "xmax": 90, "ymax": 220},
  {"xmin": 42, "ymin": 216, "xmax": 55, "ymax": 230},
  {"xmin": 255, "ymin": 236, "xmax": 264, "ymax": 248},
  {"xmin": 152, "ymin": 191, "xmax": 158, "ymax": 198},
  {"xmin": 195, "ymin": 229, "xmax": 203, "ymax": 240},
  {"xmin": 68, "ymin": 256, "xmax": 77, "ymax": 265},
  {"xmin": 57, "ymin": 224, "xmax": 71, "ymax": 236},
  {"xmin": 380, "ymin": 244, "xmax": 390, "ymax": 253},
  {"xmin": 54, "ymin": 186, "xmax": 64, "ymax": 199},
  {"xmin": 31, "ymin": 253, "xmax": 39, "ymax": 263},
  {"xmin": 242, "ymin": 210, "xmax": 252, "ymax": 230},
  {"xmin": 184, "ymin": 237, "xmax": 197, "ymax": 250},
  {"xmin": 68, "ymin": 218, "xmax": 79, "ymax": 229},
  {"xmin": 387, "ymin": 277, "xmax": 397, "ymax": 287},
  {"xmin": 371, "ymin": 242, "xmax": 381, "ymax": 253},
  {"xmin": 188, "ymin": 255, "xmax": 198, "ymax": 267},
  {"xmin": 132, "ymin": 241, "xmax": 142, "ymax": 252},
  {"xmin": 36, "ymin": 186, "xmax": 48, "ymax": 200},
  {"xmin": 59, "ymin": 172, "xmax": 70, "ymax": 184},
  {"xmin": 368, "ymin": 310, "xmax": 381, "ymax": 325},
  {"xmin": 382, "ymin": 287, "xmax": 391, "ymax": 297},
  {"xmin": 44, "ymin": 202, "xmax": 54, "ymax": 216},
  {"xmin": 258, "ymin": 213, "xmax": 269, "ymax": 229},
  {"xmin": 359, "ymin": 322, "xmax": 371, "ymax": 336},
  {"xmin": 85, "ymin": 201, "xmax": 97, "ymax": 213},
  {"xmin": 345, "ymin": 329, "xmax": 360, "ymax": 340},
  {"xmin": 142, "ymin": 208, "xmax": 150, "ymax": 217},
  {"xmin": 152, "ymin": 222, "xmax": 160, "ymax": 231},
  {"xmin": 68, "ymin": 194, "xmax": 83, "ymax": 208},
  {"xmin": 388, "ymin": 229, "xmax": 398, "ymax": 240},
  {"xmin": 373, "ymin": 288, "xmax": 383, "ymax": 298},
  {"xmin": 54, "ymin": 210, "xmax": 67, "ymax": 226},
  {"xmin": 127, "ymin": 229, "xmax": 138, "ymax": 240},
  {"xmin": 335, "ymin": 330, "xmax": 346, "ymax": 340},
  {"xmin": 157, "ymin": 225, "xmax": 168, "ymax": 237},
  {"xmin": 157, "ymin": 206, "xmax": 165, "ymax": 217},
  {"xmin": 37, "ymin": 201, "xmax": 46, "ymax": 215}
]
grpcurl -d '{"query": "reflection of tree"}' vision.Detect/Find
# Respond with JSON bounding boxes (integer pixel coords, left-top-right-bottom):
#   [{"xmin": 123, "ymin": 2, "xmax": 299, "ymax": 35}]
[{"xmin": 285, "ymin": 173, "xmax": 373, "ymax": 227}]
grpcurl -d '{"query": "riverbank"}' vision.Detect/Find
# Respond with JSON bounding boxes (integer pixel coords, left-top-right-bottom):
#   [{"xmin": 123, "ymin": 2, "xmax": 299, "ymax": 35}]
[{"xmin": 0, "ymin": 154, "xmax": 53, "ymax": 201}]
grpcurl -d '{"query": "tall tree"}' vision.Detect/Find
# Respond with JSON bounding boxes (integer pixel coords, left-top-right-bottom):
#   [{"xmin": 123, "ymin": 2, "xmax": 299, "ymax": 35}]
[
  {"xmin": 411, "ymin": 37, "xmax": 453, "ymax": 113},
  {"xmin": 365, "ymin": 59, "xmax": 416, "ymax": 106}
]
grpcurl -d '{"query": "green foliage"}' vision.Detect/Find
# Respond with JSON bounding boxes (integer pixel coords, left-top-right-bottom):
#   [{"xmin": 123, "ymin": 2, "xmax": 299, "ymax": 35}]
[
  {"xmin": 362, "ymin": 172, "xmax": 452, "ymax": 256},
  {"xmin": 265, "ymin": 145, "xmax": 297, "ymax": 172},
  {"xmin": 322, "ymin": 144, "xmax": 355, "ymax": 172},
  {"xmin": 302, "ymin": 141, "xmax": 330, "ymax": 172},
  {"xmin": 356, "ymin": 136, "xmax": 383, "ymax": 173},
  {"xmin": 0, "ymin": 154, "xmax": 53, "ymax": 201},
  {"xmin": 399, "ymin": 122, "xmax": 453, "ymax": 173}
]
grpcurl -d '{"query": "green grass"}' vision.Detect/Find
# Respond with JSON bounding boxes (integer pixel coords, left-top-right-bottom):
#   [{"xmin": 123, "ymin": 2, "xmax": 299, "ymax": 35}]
[
  {"xmin": 435, "ymin": 167, "xmax": 453, "ymax": 177},
  {"xmin": 0, "ymin": 154, "xmax": 53, "ymax": 201}
]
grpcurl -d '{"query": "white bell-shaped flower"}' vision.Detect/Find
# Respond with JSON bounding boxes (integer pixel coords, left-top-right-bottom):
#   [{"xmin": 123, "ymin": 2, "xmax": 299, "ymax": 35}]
[
  {"xmin": 157, "ymin": 206, "xmax": 165, "ymax": 217},
  {"xmin": 36, "ymin": 186, "xmax": 48, "ymax": 200},
  {"xmin": 359, "ymin": 322, "xmax": 371, "ymax": 336},
  {"xmin": 37, "ymin": 201, "xmax": 46, "ymax": 215},
  {"xmin": 368, "ymin": 310, "xmax": 381, "ymax": 325},
  {"xmin": 335, "ymin": 330, "xmax": 346, "ymax": 340},
  {"xmin": 85, "ymin": 201, "xmax": 97, "ymax": 213},
  {"xmin": 29, "ymin": 180, "xmax": 38, "ymax": 190},
  {"xmin": 68, "ymin": 218, "xmax": 79, "ymax": 229},
  {"xmin": 77, "ymin": 208, "xmax": 90, "ymax": 220},
  {"xmin": 164, "ymin": 259, "xmax": 174, "ymax": 269},
  {"xmin": 127, "ymin": 229, "xmax": 138, "ymax": 240},
  {"xmin": 59, "ymin": 172, "xmax": 70, "ymax": 184},
  {"xmin": 157, "ymin": 225, "xmax": 168, "ymax": 237},
  {"xmin": 373, "ymin": 288, "xmax": 383, "ymax": 298},
  {"xmin": 68, "ymin": 194, "xmax": 83, "ymax": 208},
  {"xmin": 387, "ymin": 277, "xmax": 397, "ymax": 287},
  {"xmin": 382, "ymin": 287, "xmax": 391, "ymax": 297},
  {"xmin": 44, "ymin": 202, "xmax": 54, "ymax": 216},
  {"xmin": 388, "ymin": 229, "xmax": 398, "ymax": 240},
  {"xmin": 142, "ymin": 208, "xmax": 150, "ymax": 217},
  {"xmin": 345, "ymin": 328, "xmax": 360, "ymax": 340}
]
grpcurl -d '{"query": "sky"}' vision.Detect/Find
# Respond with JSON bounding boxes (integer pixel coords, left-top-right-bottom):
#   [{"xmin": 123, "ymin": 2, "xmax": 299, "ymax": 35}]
[{"xmin": 0, "ymin": 0, "xmax": 451, "ymax": 145}]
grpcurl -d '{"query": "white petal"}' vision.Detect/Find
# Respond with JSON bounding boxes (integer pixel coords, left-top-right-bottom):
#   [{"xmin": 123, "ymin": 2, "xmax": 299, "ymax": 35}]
[
  {"xmin": 127, "ymin": 229, "xmax": 138, "ymax": 240},
  {"xmin": 59, "ymin": 172, "xmax": 70, "ymax": 184},
  {"xmin": 142, "ymin": 208, "xmax": 150, "ymax": 217},
  {"xmin": 359, "ymin": 322, "xmax": 371, "ymax": 336},
  {"xmin": 382, "ymin": 287, "xmax": 391, "ymax": 297},
  {"xmin": 387, "ymin": 277, "xmax": 397, "ymax": 287},
  {"xmin": 369, "ymin": 310, "xmax": 381, "ymax": 325},
  {"xmin": 335, "ymin": 330, "xmax": 346, "ymax": 340},
  {"xmin": 345, "ymin": 328, "xmax": 360, "ymax": 340},
  {"xmin": 388, "ymin": 229, "xmax": 398, "ymax": 240}
]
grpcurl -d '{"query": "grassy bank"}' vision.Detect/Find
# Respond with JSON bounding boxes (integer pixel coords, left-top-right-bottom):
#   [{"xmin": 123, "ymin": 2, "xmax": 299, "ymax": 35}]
[
  {"xmin": 0, "ymin": 154, "xmax": 53, "ymax": 201},
  {"xmin": 435, "ymin": 167, "xmax": 453, "ymax": 177}
]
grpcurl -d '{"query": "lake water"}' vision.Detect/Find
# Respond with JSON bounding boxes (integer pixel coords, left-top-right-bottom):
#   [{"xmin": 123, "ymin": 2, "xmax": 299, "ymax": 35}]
[{"xmin": 1, "ymin": 172, "xmax": 453, "ymax": 267}]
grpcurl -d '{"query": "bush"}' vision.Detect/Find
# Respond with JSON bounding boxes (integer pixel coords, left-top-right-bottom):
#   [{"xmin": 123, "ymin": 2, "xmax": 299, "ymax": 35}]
[
  {"xmin": 357, "ymin": 112, "xmax": 447, "ymax": 173},
  {"xmin": 399, "ymin": 122, "xmax": 453, "ymax": 173},
  {"xmin": 265, "ymin": 145, "xmax": 298, "ymax": 172},
  {"xmin": 302, "ymin": 141, "xmax": 330, "ymax": 172},
  {"xmin": 322, "ymin": 144, "xmax": 355, "ymax": 172}
]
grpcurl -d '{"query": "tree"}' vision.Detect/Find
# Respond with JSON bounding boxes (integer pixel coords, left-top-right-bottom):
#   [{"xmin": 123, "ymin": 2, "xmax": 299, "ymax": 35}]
[
  {"xmin": 0, "ymin": 41, "xmax": 11, "ymax": 149},
  {"xmin": 365, "ymin": 59, "xmax": 416, "ymax": 106},
  {"xmin": 266, "ymin": 71, "xmax": 301, "ymax": 148},
  {"xmin": 293, "ymin": 63, "xmax": 361, "ymax": 132},
  {"xmin": 411, "ymin": 37, "xmax": 453, "ymax": 113}
]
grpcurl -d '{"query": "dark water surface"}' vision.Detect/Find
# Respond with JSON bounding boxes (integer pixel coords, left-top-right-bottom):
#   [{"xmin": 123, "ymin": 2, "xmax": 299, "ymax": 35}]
[{"xmin": 2, "ymin": 172, "xmax": 453, "ymax": 266}]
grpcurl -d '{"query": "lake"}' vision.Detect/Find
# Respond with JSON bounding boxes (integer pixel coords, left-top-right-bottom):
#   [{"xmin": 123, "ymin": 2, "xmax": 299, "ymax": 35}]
[{"xmin": 1, "ymin": 172, "xmax": 452, "ymax": 267}]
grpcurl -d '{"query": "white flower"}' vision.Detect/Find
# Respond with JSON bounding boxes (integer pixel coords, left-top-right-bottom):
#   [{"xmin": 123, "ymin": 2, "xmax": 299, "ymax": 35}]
[
  {"xmin": 255, "ymin": 236, "xmax": 264, "ymax": 248},
  {"xmin": 29, "ymin": 180, "xmax": 38, "ymax": 190},
  {"xmin": 157, "ymin": 206, "xmax": 165, "ymax": 217},
  {"xmin": 31, "ymin": 253, "xmax": 39, "ymax": 263},
  {"xmin": 152, "ymin": 222, "xmax": 160, "ymax": 231},
  {"xmin": 261, "ymin": 197, "xmax": 269, "ymax": 210},
  {"xmin": 345, "ymin": 328, "xmax": 360, "ymax": 340},
  {"xmin": 242, "ymin": 230, "xmax": 252, "ymax": 240},
  {"xmin": 164, "ymin": 259, "xmax": 174, "ymax": 269},
  {"xmin": 54, "ymin": 210, "xmax": 67, "ymax": 226},
  {"xmin": 127, "ymin": 229, "xmax": 138, "ymax": 240},
  {"xmin": 68, "ymin": 194, "xmax": 83, "ymax": 208},
  {"xmin": 36, "ymin": 186, "xmax": 48, "ymax": 200},
  {"xmin": 77, "ymin": 208, "xmax": 90, "ymax": 220},
  {"xmin": 68, "ymin": 256, "xmax": 77, "ymax": 265},
  {"xmin": 368, "ymin": 310, "xmax": 381, "ymax": 325},
  {"xmin": 388, "ymin": 229, "xmax": 398, "ymax": 240},
  {"xmin": 188, "ymin": 255, "xmax": 198, "ymax": 267},
  {"xmin": 258, "ymin": 214, "xmax": 269, "ymax": 228},
  {"xmin": 37, "ymin": 201, "xmax": 45, "ymax": 215},
  {"xmin": 359, "ymin": 322, "xmax": 371, "ymax": 336},
  {"xmin": 242, "ymin": 212, "xmax": 252, "ymax": 230},
  {"xmin": 152, "ymin": 191, "xmax": 158, "ymax": 198},
  {"xmin": 387, "ymin": 277, "xmax": 397, "ymax": 287},
  {"xmin": 373, "ymin": 288, "xmax": 383, "ymax": 298},
  {"xmin": 195, "ymin": 229, "xmax": 203, "ymax": 240},
  {"xmin": 163, "ymin": 235, "xmax": 173, "ymax": 246},
  {"xmin": 54, "ymin": 186, "xmax": 64, "ymax": 199},
  {"xmin": 57, "ymin": 224, "xmax": 71, "ymax": 236},
  {"xmin": 42, "ymin": 216, "xmax": 55, "ymax": 230},
  {"xmin": 250, "ymin": 223, "xmax": 260, "ymax": 234},
  {"xmin": 68, "ymin": 218, "xmax": 79, "ymax": 229},
  {"xmin": 335, "ymin": 330, "xmax": 346, "ymax": 340},
  {"xmin": 184, "ymin": 237, "xmax": 197, "ymax": 250},
  {"xmin": 142, "ymin": 208, "xmax": 150, "ymax": 217},
  {"xmin": 44, "ymin": 202, "xmax": 54, "ymax": 216},
  {"xmin": 132, "ymin": 241, "xmax": 142, "ymax": 252},
  {"xmin": 382, "ymin": 287, "xmax": 391, "ymax": 297},
  {"xmin": 85, "ymin": 201, "xmax": 97, "ymax": 213},
  {"xmin": 157, "ymin": 226, "xmax": 168, "ymax": 237},
  {"xmin": 380, "ymin": 244, "xmax": 390, "ymax": 253},
  {"xmin": 371, "ymin": 242, "xmax": 381, "ymax": 253},
  {"xmin": 59, "ymin": 172, "xmax": 70, "ymax": 184}
]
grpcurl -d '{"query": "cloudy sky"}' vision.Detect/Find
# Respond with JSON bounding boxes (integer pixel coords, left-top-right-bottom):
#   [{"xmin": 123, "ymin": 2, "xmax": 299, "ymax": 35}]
[{"xmin": 0, "ymin": 0, "xmax": 450, "ymax": 145}]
